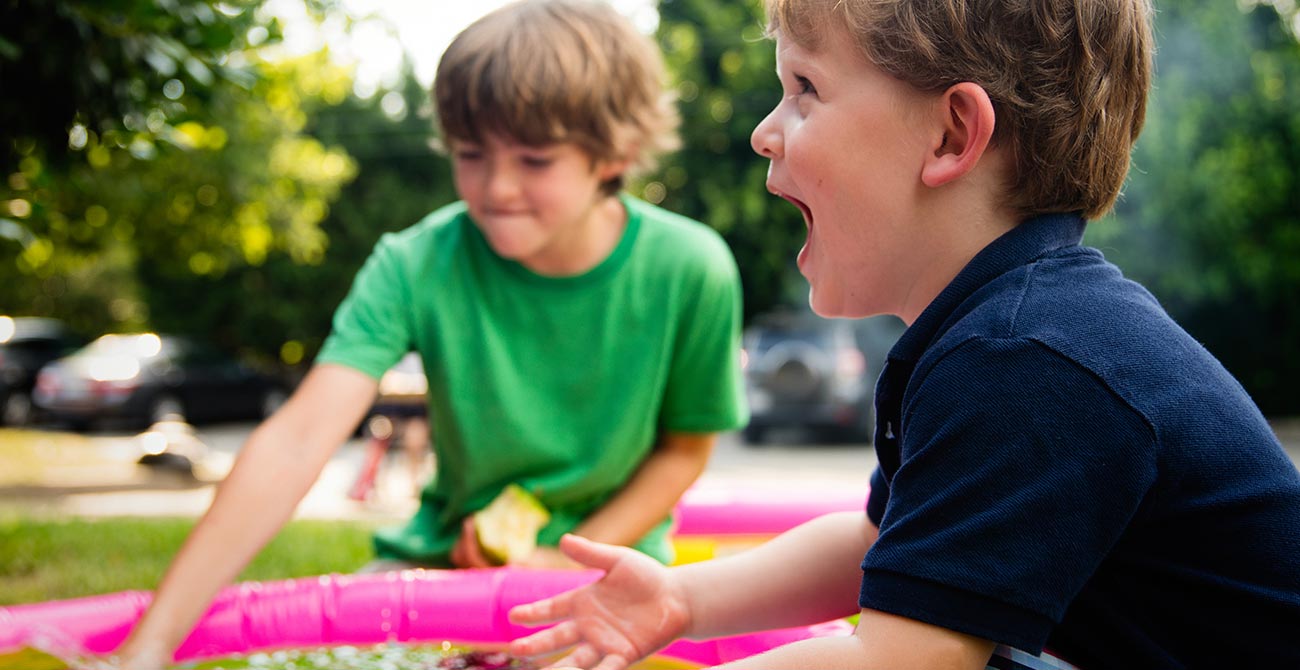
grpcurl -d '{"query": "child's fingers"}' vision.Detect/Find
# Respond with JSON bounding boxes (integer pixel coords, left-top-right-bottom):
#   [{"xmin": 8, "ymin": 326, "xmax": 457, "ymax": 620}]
[
  {"xmin": 459, "ymin": 517, "xmax": 494, "ymax": 568},
  {"xmin": 509, "ymin": 619, "xmax": 580, "ymax": 656},
  {"xmin": 557, "ymin": 534, "xmax": 625, "ymax": 571},
  {"xmin": 449, "ymin": 535, "xmax": 468, "ymax": 568},
  {"xmin": 550, "ymin": 643, "xmax": 604, "ymax": 670},
  {"xmin": 591, "ymin": 655, "xmax": 632, "ymax": 670},
  {"xmin": 509, "ymin": 590, "xmax": 576, "ymax": 626}
]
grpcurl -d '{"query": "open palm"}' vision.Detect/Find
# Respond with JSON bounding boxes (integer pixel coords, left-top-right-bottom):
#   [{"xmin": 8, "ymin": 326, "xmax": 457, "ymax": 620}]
[{"xmin": 509, "ymin": 535, "xmax": 691, "ymax": 670}]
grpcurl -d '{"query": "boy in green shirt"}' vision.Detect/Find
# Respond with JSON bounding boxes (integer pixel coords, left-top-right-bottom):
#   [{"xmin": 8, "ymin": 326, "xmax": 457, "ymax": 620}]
[{"xmin": 111, "ymin": 1, "xmax": 746, "ymax": 666}]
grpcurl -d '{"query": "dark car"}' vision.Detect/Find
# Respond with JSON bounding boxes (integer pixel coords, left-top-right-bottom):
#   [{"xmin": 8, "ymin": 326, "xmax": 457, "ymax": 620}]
[
  {"xmin": 741, "ymin": 310, "xmax": 905, "ymax": 445},
  {"xmin": 32, "ymin": 332, "xmax": 289, "ymax": 430},
  {"xmin": 0, "ymin": 316, "xmax": 85, "ymax": 426}
]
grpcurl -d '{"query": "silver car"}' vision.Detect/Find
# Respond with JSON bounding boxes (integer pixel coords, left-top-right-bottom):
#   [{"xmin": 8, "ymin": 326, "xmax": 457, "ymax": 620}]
[{"xmin": 741, "ymin": 311, "xmax": 904, "ymax": 445}]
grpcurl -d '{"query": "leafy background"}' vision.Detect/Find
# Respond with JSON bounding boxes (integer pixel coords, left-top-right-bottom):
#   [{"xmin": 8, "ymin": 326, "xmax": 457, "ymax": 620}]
[{"xmin": 2, "ymin": 0, "xmax": 1298, "ymax": 413}]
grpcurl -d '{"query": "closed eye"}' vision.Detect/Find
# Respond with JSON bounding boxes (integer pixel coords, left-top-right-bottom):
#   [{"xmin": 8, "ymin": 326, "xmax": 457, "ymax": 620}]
[{"xmin": 795, "ymin": 74, "xmax": 817, "ymax": 97}]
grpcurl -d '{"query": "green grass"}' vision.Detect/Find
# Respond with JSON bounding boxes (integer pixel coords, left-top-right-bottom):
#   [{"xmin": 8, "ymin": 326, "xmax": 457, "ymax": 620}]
[{"xmin": 0, "ymin": 510, "xmax": 383, "ymax": 606}]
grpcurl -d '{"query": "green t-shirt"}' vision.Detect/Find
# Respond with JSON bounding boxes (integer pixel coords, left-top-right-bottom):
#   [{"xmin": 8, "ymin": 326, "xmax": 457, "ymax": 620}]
[{"xmin": 316, "ymin": 194, "xmax": 748, "ymax": 565}]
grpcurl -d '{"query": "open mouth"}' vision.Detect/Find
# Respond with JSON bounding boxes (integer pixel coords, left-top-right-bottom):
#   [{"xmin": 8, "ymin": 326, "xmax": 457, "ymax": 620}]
[
  {"xmin": 769, "ymin": 187, "xmax": 813, "ymax": 228},
  {"xmin": 768, "ymin": 186, "xmax": 816, "ymax": 274}
]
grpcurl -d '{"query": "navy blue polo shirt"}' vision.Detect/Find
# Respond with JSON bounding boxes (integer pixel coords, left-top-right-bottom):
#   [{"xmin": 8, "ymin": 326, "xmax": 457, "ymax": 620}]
[{"xmin": 861, "ymin": 213, "xmax": 1300, "ymax": 667}]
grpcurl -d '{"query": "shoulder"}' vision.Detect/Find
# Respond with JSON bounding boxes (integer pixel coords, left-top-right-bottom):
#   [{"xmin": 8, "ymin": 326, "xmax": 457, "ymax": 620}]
[
  {"xmin": 929, "ymin": 248, "xmax": 1182, "ymax": 376},
  {"xmin": 626, "ymin": 196, "xmax": 733, "ymax": 258},
  {"xmin": 376, "ymin": 201, "xmax": 471, "ymax": 251},
  {"xmin": 918, "ymin": 247, "xmax": 1262, "ymax": 444},
  {"xmin": 623, "ymin": 195, "xmax": 739, "ymax": 284},
  {"xmin": 365, "ymin": 201, "xmax": 473, "ymax": 272}
]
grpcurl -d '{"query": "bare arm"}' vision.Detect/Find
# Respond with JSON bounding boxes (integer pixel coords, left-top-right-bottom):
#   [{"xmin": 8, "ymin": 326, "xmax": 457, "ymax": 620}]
[
  {"xmin": 710, "ymin": 608, "xmax": 995, "ymax": 670},
  {"xmin": 575, "ymin": 431, "xmax": 715, "ymax": 547},
  {"xmin": 510, "ymin": 511, "xmax": 876, "ymax": 668},
  {"xmin": 678, "ymin": 510, "xmax": 875, "ymax": 638},
  {"xmin": 535, "ymin": 612, "xmax": 993, "ymax": 670},
  {"xmin": 112, "ymin": 364, "xmax": 379, "ymax": 667},
  {"xmin": 669, "ymin": 513, "xmax": 995, "ymax": 668}
]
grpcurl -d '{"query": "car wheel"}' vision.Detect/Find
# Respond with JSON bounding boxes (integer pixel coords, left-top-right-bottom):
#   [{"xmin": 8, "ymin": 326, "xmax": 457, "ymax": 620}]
[
  {"xmin": 149, "ymin": 393, "xmax": 186, "ymax": 423},
  {"xmin": 260, "ymin": 388, "xmax": 288, "ymax": 419},
  {"xmin": 2, "ymin": 390, "xmax": 33, "ymax": 426}
]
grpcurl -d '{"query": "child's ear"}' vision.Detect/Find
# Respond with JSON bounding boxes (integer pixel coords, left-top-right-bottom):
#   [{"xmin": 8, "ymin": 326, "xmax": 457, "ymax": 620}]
[
  {"xmin": 920, "ymin": 82, "xmax": 997, "ymax": 188},
  {"xmin": 596, "ymin": 154, "xmax": 633, "ymax": 182}
]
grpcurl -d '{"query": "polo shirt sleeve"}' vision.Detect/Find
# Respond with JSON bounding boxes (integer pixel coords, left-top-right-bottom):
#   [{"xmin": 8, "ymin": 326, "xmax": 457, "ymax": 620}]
[
  {"xmin": 859, "ymin": 336, "xmax": 1156, "ymax": 654},
  {"xmin": 315, "ymin": 233, "xmax": 415, "ymax": 379}
]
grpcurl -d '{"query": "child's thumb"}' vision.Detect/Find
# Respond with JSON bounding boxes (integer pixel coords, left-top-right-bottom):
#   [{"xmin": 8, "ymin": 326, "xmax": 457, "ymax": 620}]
[{"xmin": 558, "ymin": 533, "xmax": 623, "ymax": 571}]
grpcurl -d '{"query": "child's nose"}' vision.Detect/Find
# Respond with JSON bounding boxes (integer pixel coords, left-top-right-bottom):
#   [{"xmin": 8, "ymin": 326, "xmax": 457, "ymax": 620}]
[
  {"xmin": 485, "ymin": 164, "xmax": 520, "ymax": 200},
  {"xmin": 750, "ymin": 110, "xmax": 783, "ymax": 159}
]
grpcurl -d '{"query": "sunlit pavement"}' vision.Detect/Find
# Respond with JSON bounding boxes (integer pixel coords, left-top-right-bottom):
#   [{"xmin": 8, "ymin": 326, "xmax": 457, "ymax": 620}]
[
  {"xmin": 0, "ymin": 425, "xmax": 416, "ymax": 521},
  {"xmin": 3, "ymin": 418, "xmax": 1298, "ymax": 521}
]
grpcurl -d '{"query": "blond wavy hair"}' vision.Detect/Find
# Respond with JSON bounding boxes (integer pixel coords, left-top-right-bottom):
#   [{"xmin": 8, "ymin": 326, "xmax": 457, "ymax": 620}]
[
  {"xmin": 764, "ymin": 0, "xmax": 1153, "ymax": 219},
  {"xmin": 434, "ymin": 0, "xmax": 680, "ymax": 194}
]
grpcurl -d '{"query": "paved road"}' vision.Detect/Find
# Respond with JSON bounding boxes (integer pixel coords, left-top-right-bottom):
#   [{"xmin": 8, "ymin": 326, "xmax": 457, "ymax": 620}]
[
  {"xmin": 6, "ymin": 418, "xmax": 1300, "ymax": 521},
  {"xmin": 185, "ymin": 423, "xmax": 881, "ymax": 520}
]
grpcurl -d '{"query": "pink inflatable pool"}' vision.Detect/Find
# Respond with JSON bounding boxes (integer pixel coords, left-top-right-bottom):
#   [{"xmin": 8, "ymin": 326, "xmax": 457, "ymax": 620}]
[
  {"xmin": 669, "ymin": 480, "xmax": 869, "ymax": 563},
  {"xmin": 0, "ymin": 567, "xmax": 851, "ymax": 666},
  {"xmin": 673, "ymin": 481, "xmax": 868, "ymax": 536}
]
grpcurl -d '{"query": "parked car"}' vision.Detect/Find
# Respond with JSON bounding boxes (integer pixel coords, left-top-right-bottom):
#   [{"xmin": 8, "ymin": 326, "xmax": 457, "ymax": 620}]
[
  {"xmin": 33, "ymin": 332, "xmax": 290, "ymax": 430},
  {"xmin": 741, "ymin": 310, "xmax": 905, "ymax": 444},
  {"xmin": 0, "ymin": 316, "xmax": 85, "ymax": 426}
]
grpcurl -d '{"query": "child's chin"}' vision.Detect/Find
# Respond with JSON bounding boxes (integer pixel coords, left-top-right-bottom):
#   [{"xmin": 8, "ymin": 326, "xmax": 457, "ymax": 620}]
[
  {"xmin": 806, "ymin": 290, "xmax": 837, "ymax": 318},
  {"xmin": 487, "ymin": 240, "xmax": 531, "ymax": 260}
]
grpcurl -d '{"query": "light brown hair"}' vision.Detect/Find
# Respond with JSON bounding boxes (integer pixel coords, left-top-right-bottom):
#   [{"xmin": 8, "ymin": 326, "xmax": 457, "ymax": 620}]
[
  {"xmin": 434, "ymin": 0, "xmax": 680, "ymax": 194},
  {"xmin": 764, "ymin": 0, "xmax": 1153, "ymax": 220}
]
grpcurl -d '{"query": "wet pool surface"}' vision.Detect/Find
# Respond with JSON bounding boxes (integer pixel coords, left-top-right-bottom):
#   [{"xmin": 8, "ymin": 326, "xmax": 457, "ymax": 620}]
[
  {"xmin": 181, "ymin": 644, "xmax": 532, "ymax": 669},
  {"xmin": 0, "ymin": 641, "xmax": 702, "ymax": 670},
  {"xmin": 179, "ymin": 643, "xmax": 697, "ymax": 670}
]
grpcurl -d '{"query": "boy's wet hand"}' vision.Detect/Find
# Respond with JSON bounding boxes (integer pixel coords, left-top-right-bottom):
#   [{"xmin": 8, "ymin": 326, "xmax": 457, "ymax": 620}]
[
  {"xmin": 450, "ymin": 516, "xmax": 496, "ymax": 568},
  {"xmin": 508, "ymin": 535, "xmax": 689, "ymax": 670}
]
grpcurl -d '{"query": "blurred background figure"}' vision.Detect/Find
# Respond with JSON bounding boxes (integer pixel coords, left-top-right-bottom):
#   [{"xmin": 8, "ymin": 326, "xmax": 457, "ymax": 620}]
[
  {"xmin": 349, "ymin": 352, "xmax": 432, "ymax": 502},
  {"xmin": 136, "ymin": 413, "xmax": 211, "ymax": 478}
]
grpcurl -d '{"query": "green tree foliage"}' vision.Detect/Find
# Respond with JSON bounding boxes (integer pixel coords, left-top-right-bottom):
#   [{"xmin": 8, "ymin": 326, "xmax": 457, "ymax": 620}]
[
  {"xmin": 0, "ymin": 0, "xmax": 283, "ymax": 174},
  {"xmin": 0, "ymin": 1, "xmax": 356, "ymax": 367},
  {"xmin": 129, "ymin": 52, "xmax": 358, "ymax": 359},
  {"xmin": 3, "ymin": 0, "xmax": 1298, "ymax": 416},
  {"xmin": 285, "ymin": 65, "xmax": 456, "ymax": 363},
  {"xmin": 653, "ymin": 0, "xmax": 808, "ymax": 321},
  {"xmin": 1088, "ymin": 1, "xmax": 1300, "ymax": 413}
]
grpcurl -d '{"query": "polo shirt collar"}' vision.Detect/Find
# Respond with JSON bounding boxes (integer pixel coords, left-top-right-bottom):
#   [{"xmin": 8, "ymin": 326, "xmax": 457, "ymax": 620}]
[{"xmin": 890, "ymin": 212, "xmax": 1087, "ymax": 363}]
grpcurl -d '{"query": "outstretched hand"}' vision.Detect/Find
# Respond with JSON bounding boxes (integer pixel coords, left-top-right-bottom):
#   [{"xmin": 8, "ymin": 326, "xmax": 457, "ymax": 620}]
[{"xmin": 508, "ymin": 534, "xmax": 691, "ymax": 670}]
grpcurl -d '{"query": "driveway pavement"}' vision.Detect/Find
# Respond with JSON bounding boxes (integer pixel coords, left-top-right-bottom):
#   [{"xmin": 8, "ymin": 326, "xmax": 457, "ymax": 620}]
[
  {"xmin": 2, "ymin": 418, "xmax": 1299, "ymax": 521},
  {"xmin": 0, "ymin": 424, "xmax": 877, "ymax": 521}
]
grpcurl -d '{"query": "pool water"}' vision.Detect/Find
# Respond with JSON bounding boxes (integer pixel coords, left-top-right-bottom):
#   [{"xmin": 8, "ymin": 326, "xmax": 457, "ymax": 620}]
[
  {"xmin": 178, "ymin": 643, "xmax": 520, "ymax": 669},
  {"xmin": 180, "ymin": 643, "xmax": 699, "ymax": 670},
  {"xmin": 0, "ymin": 642, "xmax": 701, "ymax": 670}
]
